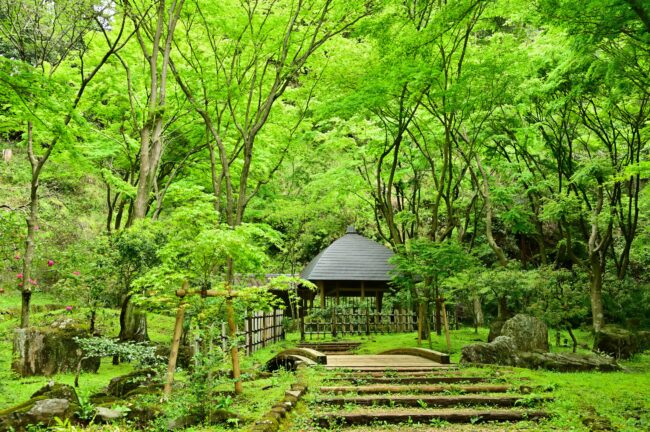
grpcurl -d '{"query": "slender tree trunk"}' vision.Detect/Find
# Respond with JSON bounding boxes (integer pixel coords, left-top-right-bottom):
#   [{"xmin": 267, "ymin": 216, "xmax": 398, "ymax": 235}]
[
  {"xmin": 20, "ymin": 122, "xmax": 39, "ymax": 328},
  {"xmin": 589, "ymin": 253, "xmax": 605, "ymax": 332},
  {"xmin": 226, "ymin": 294, "xmax": 243, "ymax": 394},
  {"xmin": 588, "ymin": 183, "xmax": 608, "ymax": 332},
  {"xmin": 472, "ymin": 296, "xmax": 483, "ymax": 332}
]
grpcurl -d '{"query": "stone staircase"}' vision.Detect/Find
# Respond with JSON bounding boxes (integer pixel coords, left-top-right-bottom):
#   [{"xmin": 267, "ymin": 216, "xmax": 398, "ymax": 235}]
[{"xmin": 304, "ymin": 369, "xmax": 550, "ymax": 429}]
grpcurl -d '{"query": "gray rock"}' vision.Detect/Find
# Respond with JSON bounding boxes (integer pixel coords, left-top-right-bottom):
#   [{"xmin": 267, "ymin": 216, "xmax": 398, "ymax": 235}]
[
  {"xmin": 27, "ymin": 399, "xmax": 70, "ymax": 421},
  {"xmin": 95, "ymin": 406, "xmax": 126, "ymax": 422},
  {"xmin": 460, "ymin": 336, "xmax": 519, "ymax": 366},
  {"xmin": 517, "ymin": 352, "xmax": 621, "ymax": 372},
  {"xmin": 0, "ymin": 397, "xmax": 77, "ymax": 431},
  {"xmin": 461, "ymin": 336, "xmax": 620, "ymax": 372},
  {"xmin": 501, "ymin": 314, "xmax": 549, "ymax": 352}
]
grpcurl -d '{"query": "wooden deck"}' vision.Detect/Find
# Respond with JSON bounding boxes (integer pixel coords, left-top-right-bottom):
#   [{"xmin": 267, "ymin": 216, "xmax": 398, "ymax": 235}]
[{"xmin": 324, "ymin": 354, "xmax": 452, "ymax": 371}]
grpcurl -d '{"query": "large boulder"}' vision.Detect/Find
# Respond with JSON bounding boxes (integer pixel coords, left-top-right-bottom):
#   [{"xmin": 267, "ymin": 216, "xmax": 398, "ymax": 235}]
[
  {"xmin": 0, "ymin": 383, "xmax": 79, "ymax": 431},
  {"xmin": 517, "ymin": 352, "xmax": 621, "ymax": 372},
  {"xmin": 593, "ymin": 325, "xmax": 650, "ymax": 359},
  {"xmin": 12, "ymin": 319, "xmax": 100, "ymax": 376},
  {"xmin": 501, "ymin": 314, "xmax": 549, "ymax": 352},
  {"xmin": 461, "ymin": 336, "xmax": 519, "ymax": 366}
]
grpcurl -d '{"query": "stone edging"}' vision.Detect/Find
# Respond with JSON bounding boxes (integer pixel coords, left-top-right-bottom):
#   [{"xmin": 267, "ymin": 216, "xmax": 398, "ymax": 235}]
[{"xmin": 248, "ymin": 381, "xmax": 308, "ymax": 431}]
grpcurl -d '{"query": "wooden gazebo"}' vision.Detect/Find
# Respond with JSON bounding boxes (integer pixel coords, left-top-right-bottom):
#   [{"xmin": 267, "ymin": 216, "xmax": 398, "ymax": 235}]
[{"xmin": 299, "ymin": 226, "xmax": 395, "ymax": 312}]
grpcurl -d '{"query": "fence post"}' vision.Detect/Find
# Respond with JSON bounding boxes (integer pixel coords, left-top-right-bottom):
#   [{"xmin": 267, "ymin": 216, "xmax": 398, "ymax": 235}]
[
  {"xmin": 332, "ymin": 307, "xmax": 338, "ymax": 338},
  {"xmin": 300, "ymin": 300, "xmax": 306, "ymax": 341},
  {"xmin": 365, "ymin": 307, "xmax": 370, "ymax": 336}
]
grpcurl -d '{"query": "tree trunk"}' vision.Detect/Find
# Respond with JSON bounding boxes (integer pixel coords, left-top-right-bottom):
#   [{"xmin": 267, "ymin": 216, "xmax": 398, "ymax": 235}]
[
  {"xmin": 472, "ymin": 296, "xmax": 483, "ymax": 332},
  {"xmin": 589, "ymin": 253, "xmax": 605, "ymax": 332},
  {"xmin": 226, "ymin": 296, "xmax": 243, "ymax": 394},
  {"xmin": 497, "ymin": 296, "xmax": 509, "ymax": 321},
  {"xmin": 20, "ymin": 122, "xmax": 39, "ymax": 329},
  {"xmin": 119, "ymin": 295, "xmax": 149, "ymax": 343}
]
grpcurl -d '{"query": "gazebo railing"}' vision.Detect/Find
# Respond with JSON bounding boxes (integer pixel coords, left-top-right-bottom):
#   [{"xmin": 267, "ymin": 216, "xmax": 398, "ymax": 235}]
[{"xmin": 302, "ymin": 307, "xmax": 418, "ymax": 339}]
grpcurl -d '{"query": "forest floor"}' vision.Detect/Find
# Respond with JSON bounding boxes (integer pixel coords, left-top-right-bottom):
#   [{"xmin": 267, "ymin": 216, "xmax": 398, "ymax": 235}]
[{"xmin": 1, "ymin": 292, "xmax": 649, "ymax": 431}]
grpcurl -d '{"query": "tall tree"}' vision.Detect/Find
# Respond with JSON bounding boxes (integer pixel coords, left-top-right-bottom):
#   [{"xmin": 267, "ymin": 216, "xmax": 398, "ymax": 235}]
[{"xmin": 0, "ymin": 0, "xmax": 129, "ymax": 327}]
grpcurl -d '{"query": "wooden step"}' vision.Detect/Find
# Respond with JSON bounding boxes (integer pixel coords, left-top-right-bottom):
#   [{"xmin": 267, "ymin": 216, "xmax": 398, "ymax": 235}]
[
  {"xmin": 298, "ymin": 342, "xmax": 361, "ymax": 351},
  {"xmin": 314, "ymin": 408, "xmax": 548, "ymax": 427},
  {"xmin": 325, "ymin": 366, "xmax": 456, "ymax": 372},
  {"xmin": 316, "ymin": 394, "xmax": 548, "ymax": 408},
  {"xmin": 333, "ymin": 370, "xmax": 465, "ymax": 378},
  {"xmin": 326, "ymin": 376, "xmax": 489, "ymax": 384},
  {"xmin": 319, "ymin": 384, "xmax": 510, "ymax": 394}
]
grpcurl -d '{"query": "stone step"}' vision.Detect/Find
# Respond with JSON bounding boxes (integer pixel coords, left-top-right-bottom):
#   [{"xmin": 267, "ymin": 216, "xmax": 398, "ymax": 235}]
[
  {"xmin": 326, "ymin": 376, "xmax": 489, "ymax": 384},
  {"xmin": 319, "ymin": 384, "xmax": 510, "ymax": 394},
  {"xmin": 315, "ymin": 394, "xmax": 548, "ymax": 408},
  {"xmin": 314, "ymin": 408, "xmax": 548, "ymax": 427}
]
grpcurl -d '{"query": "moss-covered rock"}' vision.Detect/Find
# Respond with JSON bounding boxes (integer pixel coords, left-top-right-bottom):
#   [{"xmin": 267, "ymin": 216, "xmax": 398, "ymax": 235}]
[
  {"xmin": 31, "ymin": 382, "xmax": 79, "ymax": 405},
  {"xmin": 12, "ymin": 321, "xmax": 100, "ymax": 376},
  {"xmin": 106, "ymin": 369, "xmax": 158, "ymax": 397},
  {"xmin": 593, "ymin": 325, "xmax": 650, "ymax": 359},
  {"xmin": 0, "ymin": 397, "xmax": 79, "ymax": 431}
]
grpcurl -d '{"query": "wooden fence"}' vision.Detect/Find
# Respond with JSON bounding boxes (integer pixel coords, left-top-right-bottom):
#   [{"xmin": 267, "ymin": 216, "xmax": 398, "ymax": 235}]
[
  {"xmin": 302, "ymin": 307, "xmax": 419, "ymax": 339},
  {"xmin": 221, "ymin": 309, "xmax": 285, "ymax": 354}
]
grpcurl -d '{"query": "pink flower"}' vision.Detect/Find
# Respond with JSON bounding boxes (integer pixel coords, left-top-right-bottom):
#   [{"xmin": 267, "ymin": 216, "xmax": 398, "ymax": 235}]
[
  {"xmin": 14, "ymin": 255, "xmax": 20, "ymax": 260},
  {"xmin": 16, "ymin": 273, "xmax": 23, "ymax": 279},
  {"xmin": 72, "ymin": 271, "xmax": 80, "ymax": 276},
  {"xmin": 65, "ymin": 306, "xmax": 73, "ymax": 311},
  {"xmin": 28, "ymin": 278, "xmax": 38, "ymax": 286},
  {"xmin": 34, "ymin": 225, "xmax": 39, "ymax": 231},
  {"xmin": 18, "ymin": 282, "xmax": 23, "ymax": 287},
  {"xmin": 47, "ymin": 260, "xmax": 54, "ymax": 267}
]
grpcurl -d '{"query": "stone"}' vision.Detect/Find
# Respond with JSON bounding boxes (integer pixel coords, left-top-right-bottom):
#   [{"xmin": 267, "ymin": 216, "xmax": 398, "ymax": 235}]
[
  {"xmin": 517, "ymin": 352, "xmax": 621, "ymax": 372},
  {"xmin": 167, "ymin": 414, "xmax": 197, "ymax": 430},
  {"xmin": 94, "ymin": 406, "xmax": 126, "ymax": 422},
  {"xmin": 0, "ymin": 398, "xmax": 78, "ymax": 431},
  {"xmin": 106, "ymin": 369, "xmax": 158, "ymax": 397},
  {"xmin": 285, "ymin": 390, "xmax": 301, "ymax": 399},
  {"xmin": 12, "ymin": 325, "xmax": 100, "ymax": 377},
  {"xmin": 487, "ymin": 319, "xmax": 506, "ymax": 342},
  {"xmin": 593, "ymin": 325, "xmax": 650, "ymax": 359},
  {"xmin": 207, "ymin": 409, "xmax": 243, "ymax": 426},
  {"xmin": 501, "ymin": 314, "xmax": 549, "ymax": 352},
  {"xmin": 461, "ymin": 336, "xmax": 620, "ymax": 372},
  {"xmin": 460, "ymin": 336, "xmax": 519, "ymax": 366},
  {"xmin": 31, "ymin": 382, "xmax": 79, "ymax": 405},
  {"xmin": 125, "ymin": 403, "xmax": 162, "ymax": 427}
]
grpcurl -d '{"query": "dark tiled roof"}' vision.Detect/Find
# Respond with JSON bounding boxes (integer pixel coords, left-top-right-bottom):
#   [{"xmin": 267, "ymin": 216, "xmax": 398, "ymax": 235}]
[{"xmin": 301, "ymin": 227, "xmax": 395, "ymax": 281}]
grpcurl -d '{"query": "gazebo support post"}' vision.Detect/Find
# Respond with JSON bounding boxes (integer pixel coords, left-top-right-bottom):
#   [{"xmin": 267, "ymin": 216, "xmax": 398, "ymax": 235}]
[
  {"xmin": 299, "ymin": 296, "xmax": 306, "ymax": 342},
  {"xmin": 318, "ymin": 281, "xmax": 325, "ymax": 308}
]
